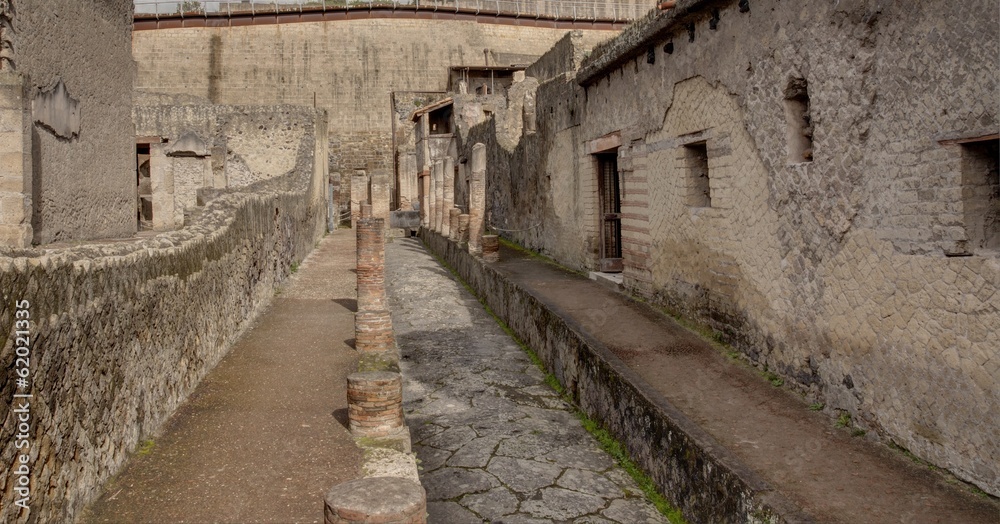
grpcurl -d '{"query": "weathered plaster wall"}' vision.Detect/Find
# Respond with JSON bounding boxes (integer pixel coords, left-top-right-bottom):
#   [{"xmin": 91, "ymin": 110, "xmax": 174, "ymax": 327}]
[
  {"xmin": 133, "ymin": 102, "xmax": 325, "ymax": 228},
  {"xmin": 474, "ymin": 0, "xmax": 1000, "ymax": 495},
  {"xmin": 461, "ymin": 40, "xmax": 594, "ymax": 269},
  {"xmin": 0, "ymin": 112, "xmax": 327, "ymax": 523},
  {"xmin": 17, "ymin": 0, "xmax": 137, "ymax": 244},
  {"xmin": 131, "ymin": 19, "xmax": 618, "ymax": 176}
]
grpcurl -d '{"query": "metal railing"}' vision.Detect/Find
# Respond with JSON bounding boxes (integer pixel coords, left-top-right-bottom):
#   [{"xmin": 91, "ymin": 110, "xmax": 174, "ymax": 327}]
[{"xmin": 133, "ymin": 0, "xmax": 653, "ymax": 22}]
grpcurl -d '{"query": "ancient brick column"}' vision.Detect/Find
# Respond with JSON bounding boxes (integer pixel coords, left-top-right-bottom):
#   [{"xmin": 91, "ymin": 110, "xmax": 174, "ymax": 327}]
[
  {"xmin": 420, "ymin": 171, "xmax": 430, "ymax": 229},
  {"xmin": 468, "ymin": 143, "xmax": 486, "ymax": 254},
  {"xmin": 398, "ymin": 153, "xmax": 418, "ymax": 211},
  {"xmin": 482, "ymin": 234, "xmax": 500, "ymax": 263},
  {"xmin": 370, "ymin": 168, "xmax": 391, "ymax": 225},
  {"xmin": 350, "ymin": 170, "xmax": 369, "ymax": 228},
  {"xmin": 356, "ymin": 217, "xmax": 394, "ymax": 352},
  {"xmin": 441, "ymin": 156, "xmax": 455, "ymax": 237},
  {"xmin": 360, "ymin": 203, "xmax": 372, "ymax": 219},
  {"xmin": 427, "ymin": 160, "xmax": 441, "ymax": 231},
  {"xmin": 432, "ymin": 159, "xmax": 444, "ymax": 233},
  {"xmin": 325, "ymin": 477, "xmax": 426, "ymax": 524},
  {"xmin": 458, "ymin": 214, "xmax": 470, "ymax": 243},
  {"xmin": 346, "ymin": 371, "xmax": 403, "ymax": 437},
  {"xmin": 448, "ymin": 208, "xmax": 460, "ymax": 242}
]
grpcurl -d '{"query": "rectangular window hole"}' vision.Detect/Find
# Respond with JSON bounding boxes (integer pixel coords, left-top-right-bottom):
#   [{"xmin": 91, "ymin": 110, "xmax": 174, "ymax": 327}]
[
  {"xmin": 685, "ymin": 141, "xmax": 711, "ymax": 207},
  {"xmin": 429, "ymin": 105, "xmax": 453, "ymax": 135},
  {"xmin": 962, "ymin": 138, "xmax": 999, "ymax": 250},
  {"xmin": 784, "ymin": 78, "xmax": 814, "ymax": 164}
]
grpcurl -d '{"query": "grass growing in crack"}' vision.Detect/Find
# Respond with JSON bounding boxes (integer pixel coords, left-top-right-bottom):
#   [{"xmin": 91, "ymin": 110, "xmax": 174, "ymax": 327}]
[
  {"xmin": 135, "ymin": 439, "xmax": 155, "ymax": 456},
  {"xmin": 577, "ymin": 413, "xmax": 688, "ymax": 524},
  {"xmin": 421, "ymin": 239, "xmax": 687, "ymax": 523},
  {"xmin": 888, "ymin": 442, "xmax": 993, "ymax": 499},
  {"xmin": 290, "ymin": 261, "xmax": 299, "ymax": 274},
  {"xmin": 763, "ymin": 370, "xmax": 784, "ymax": 387},
  {"xmin": 808, "ymin": 402, "xmax": 824, "ymax": 411},
  {"xmin": 835, "ymin": 412, "xmax": 851, "ymax": 428}
]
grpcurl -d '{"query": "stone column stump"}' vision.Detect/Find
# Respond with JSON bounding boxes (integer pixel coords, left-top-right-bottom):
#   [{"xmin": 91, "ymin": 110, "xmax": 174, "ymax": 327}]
[
  {"xmin": 432, "ymin": 160, "xmax": 444, "ymax": 233},
  {"xmin": 347, "ymin": 371, "xmax": 404, "ymax": 437},
  {"xmin": 325, "ymin": 477, "xmax": 426, "ymax": 524},
  {"xmin": 355, "ymin": 310, "xmax": 396, "ymax": 353},
  {"xmin": 442, "ymin": 156, "xmax": 455, "ymax": 237},
  {"xmin": 468, "ymin": 143, "xmax": 486, "ymax": 254}
]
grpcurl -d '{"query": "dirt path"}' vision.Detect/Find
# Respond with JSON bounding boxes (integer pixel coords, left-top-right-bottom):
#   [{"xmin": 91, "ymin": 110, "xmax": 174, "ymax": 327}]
[{"xmin": 81, "ymin": 230, "xmax": 362, "ymax": 524}]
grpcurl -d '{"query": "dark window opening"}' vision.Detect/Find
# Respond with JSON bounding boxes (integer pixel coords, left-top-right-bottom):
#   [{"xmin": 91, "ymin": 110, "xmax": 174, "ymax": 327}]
[
  {"xmin": 685, "ymin": 142, "xmax": 711, "ymax": 207},
  {"xmin": 784, "ymin": 77, "xmax": 814, "ymax": 163},
  {"xmin": 598, "ymin": 153, "xmax": 622, "ymax": 268},
  {"xmin": 962, "ymin": 138, "xmax": 1000, "ymax": 250},
  {"xmin": 429, "ymin": 105, "xmax": 453, "ymax": 135},
  {"xmin": 136, "ymin": 143, "xmax": 153, "ymax": 231}
]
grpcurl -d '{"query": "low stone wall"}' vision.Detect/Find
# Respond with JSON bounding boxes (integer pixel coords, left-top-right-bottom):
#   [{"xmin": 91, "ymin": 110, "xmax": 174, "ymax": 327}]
[
  {"xmin": 420, "ymin": 230, "xmax": 808, "ymax": 523},
  {"xmin": 0, "ymin": 164, "xmax": 325, "ymax": 522}
]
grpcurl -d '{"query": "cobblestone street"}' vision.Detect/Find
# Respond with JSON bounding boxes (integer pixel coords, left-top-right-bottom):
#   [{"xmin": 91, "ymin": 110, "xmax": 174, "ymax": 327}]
[{"xmin": 385, "ymin": 238, "xmax": 667, "ymax": 523}]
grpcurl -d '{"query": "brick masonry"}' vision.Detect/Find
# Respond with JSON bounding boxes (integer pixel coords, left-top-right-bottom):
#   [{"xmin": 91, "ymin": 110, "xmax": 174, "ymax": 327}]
[
  {"xmin": 347, "ymin": 372, "xmax": 404, "ymax": 438},
  {"xmin": 355, "ymin": 216, "xmax": 396, "ymax": 352}
]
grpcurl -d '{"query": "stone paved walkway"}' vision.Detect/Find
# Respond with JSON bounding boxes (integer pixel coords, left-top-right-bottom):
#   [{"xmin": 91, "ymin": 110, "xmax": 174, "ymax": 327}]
[{"xmin": 385, "ymin": 237, "xmax": 668, "ymax": 523}]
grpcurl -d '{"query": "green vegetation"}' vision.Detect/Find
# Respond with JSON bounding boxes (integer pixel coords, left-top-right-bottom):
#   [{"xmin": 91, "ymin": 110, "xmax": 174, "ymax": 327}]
[
  {"xmin": 887, "ymin": 442, "xmax": 992, "ymax": 498},
  {"xmin": 578, "ymin": 413, "xmax": 688, "ymax": 524},
  {"xmin": 177, "ymin": 1, "xmax": 202, "ymax": 14},
  {"xmin": 763, "ymin": 370, "xmax": 784, "ymax": 387},
  {"xmin": 357, "ymin": 351, "xmax": 399, "ymax": 373},
  {"xmin": 808, "ymin": 402, "xmax": 824, "ymax": 411},
  {"xmin": 835, "ymin": 412, "xmax": 851, "ymax": 428},
  {"xmin": 290, "ymin": 261, "xmax": 299, "ymax": 274},
  {"xmin": 136, "ymin": 439, "xmax": 155, "ymax": 456}
]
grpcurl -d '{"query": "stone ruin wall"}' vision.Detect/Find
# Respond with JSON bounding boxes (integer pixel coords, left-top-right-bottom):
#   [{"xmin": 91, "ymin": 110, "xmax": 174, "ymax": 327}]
[
  {"xmin": 0, "ymin": 105, "xmax": 328, "ymax": 523},
  {"xmin": 130, "ymin": 17, "xmax": 624, "ymax": 208},
  {"xmin": 468, "ymin": 0, "xmax": 1000, "ymax": 495},
  {"xmin": 1, "ymin": 0, "xmax": 136, "ymax": 245},
  {"xmin": 133, "ymin": 99, "xmax": 326, "ymax": 225},
  {"xmin": 461, "ymin": 30, "xmax": 596, "ymax": 269}
]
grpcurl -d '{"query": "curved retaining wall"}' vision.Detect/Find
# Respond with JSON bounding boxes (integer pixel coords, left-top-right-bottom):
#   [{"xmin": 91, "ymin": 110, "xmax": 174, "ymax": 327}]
[{"xmin": 0, "ymin": 170, "xmax": 325, "ymax": 522}]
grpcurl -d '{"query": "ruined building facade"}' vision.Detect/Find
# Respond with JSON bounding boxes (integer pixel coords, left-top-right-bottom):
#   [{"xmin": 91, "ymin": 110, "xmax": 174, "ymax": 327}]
[
  {"xmin": 446, "ymin": 0, "xmax": 999, "ymax": 496},
  {"xmin": 0, "ymin": 0, "xmax": 136, "ymax": 246}
]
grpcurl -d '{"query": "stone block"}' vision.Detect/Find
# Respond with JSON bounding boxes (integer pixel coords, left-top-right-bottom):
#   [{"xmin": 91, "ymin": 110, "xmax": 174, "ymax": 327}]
[{"xmin": 325, "ymin": 477, "xmax": 426, "ymax": 524}]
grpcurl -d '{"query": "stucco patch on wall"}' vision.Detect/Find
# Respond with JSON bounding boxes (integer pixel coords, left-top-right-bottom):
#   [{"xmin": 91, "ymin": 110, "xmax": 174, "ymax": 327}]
[{"xmin": 31, "ymin": 79, "xmax": 80, "ymax": 140}]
